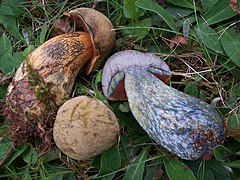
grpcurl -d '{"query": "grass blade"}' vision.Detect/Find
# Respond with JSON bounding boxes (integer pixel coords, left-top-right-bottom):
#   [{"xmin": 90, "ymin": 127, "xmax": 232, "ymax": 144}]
[{"xmin": 123, "ymin": 146, "xmax": 150, "ymax": 180}]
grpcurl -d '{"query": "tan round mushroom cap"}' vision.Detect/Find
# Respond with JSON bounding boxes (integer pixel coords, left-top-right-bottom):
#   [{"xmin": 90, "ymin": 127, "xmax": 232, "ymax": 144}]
[
  {"xmin": 69, "ymin": 8, "xmax": 116, "ymax": 74},
  {"xmin": 53, "ymin": 96, "xmax": 120, "ymax": 160}
]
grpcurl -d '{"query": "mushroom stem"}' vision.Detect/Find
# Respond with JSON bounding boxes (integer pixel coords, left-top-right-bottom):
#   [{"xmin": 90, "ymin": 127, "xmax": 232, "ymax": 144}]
[{"xmin": 124, "ymin": 69, "xmax": 224, "ymax": 160}]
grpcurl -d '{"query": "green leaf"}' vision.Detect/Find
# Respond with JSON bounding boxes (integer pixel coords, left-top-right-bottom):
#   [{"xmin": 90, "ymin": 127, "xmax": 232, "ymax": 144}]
[
  {"xmin": 0, "ymin": 0, "xmax": 25, "ymax": 16},
  {"xmin": 99, "ymin": 146, "xmax": 121, "ymax": 180},
  {"xmin": 0, "ymin": 15, "xmax": 23, "ymax": 40},
  {"xmin": 205, "ymin": 159, "xmax": 231, "ymax": 179},
  {"xmin": 166, "ymin": 6, "xmax": 194, "ymax": 20},
  {"xmin": 163, "ymin": 157, "xmax": 196, "ymax": 180},
  {"xmin": 220, "ymin": 28, "xmax": 240, "ymax": 67},
  {"xmin": 42, "ymin": 149, "xmax": 60, "ymax": 163},
  {"xmin": 122, "ymin": 18, "xmax": 152, "ymax": 41},
  {"xmin": 0, "ymin": 34, "xmax": 27, "ymax": 75},
  {"xmin": 213, "ymin": 145, "xmax": 232, "ymax": 161},
  {"xmin": 0, "ymin": 141, "xmax": 12, "ymax": 160},
  {"xmin": 167, "ymin": 0, "xmax": 197, "ymax": 10},
  {"xmin": 184, "ymin": 82, "xmax": 198, "ymax": 97},
  {"xmin": 204, "ymin": 0, "xmax": 237, "ymax": 25},
  {"xmin": 0, "ymin": 53, "xmax": 15, "ymax": 75},
  {"xmin": 22, "ymin": 147, "xmax": 38, "ymax": 164},
  {"xmin": 200, "ymin": 0, "xmax": 218, "ymax": 13},
  {"xmin": 124, "ymin": 0, "xmax": 137, "ymax": 19},
  {"xmin": 123, "ymin": 146, "xmax": 150, "ymax": 180},
  {"xmin": 0, "ymin": 33, "xmax": 12, "ymax": 55},
  {"xmin": 194, "ymin": 22, "xmax": 224, "ymax": 54},
  {"xmin": 227, "ymin": 113, "xmax": 240, "ymax": 131},
  {"xmin": 226, "ymin": 113, "xmax": 240, "ymax": 142},
  {"xmin": 225, "ymin": 160, "xmax": 240, "ymax": 169},
  {"xmin": 39, "ymin": 23, "xmax": 48, "ymax": 44},
  {"xmin": 6, "ymin": 144, "xmax": 28, "ymax": 166},
  {"xmin": 136, "ymin": 0, "xmax": 178, "ymax": 32}
]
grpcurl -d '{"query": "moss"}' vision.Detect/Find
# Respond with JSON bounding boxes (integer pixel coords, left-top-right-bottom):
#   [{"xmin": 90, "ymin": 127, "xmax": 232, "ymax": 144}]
[{"xmin": 25, "ymin": 58, "xmax": 53, "ymax": 107}]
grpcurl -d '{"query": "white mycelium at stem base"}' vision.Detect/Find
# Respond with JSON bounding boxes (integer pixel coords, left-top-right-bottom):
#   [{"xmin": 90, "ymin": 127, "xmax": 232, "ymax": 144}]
[{"xmin": 102, "ymin": 50, "xmax": 225, "ymax": 160}]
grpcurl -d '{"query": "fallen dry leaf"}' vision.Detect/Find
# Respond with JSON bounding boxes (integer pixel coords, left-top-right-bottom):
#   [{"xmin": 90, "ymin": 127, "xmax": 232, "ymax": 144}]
[
  {"xmin": 230, "ymin": 0, "xmax": 240, "ymax": 14},
  {"xmin": 169, "ymin": 35, "xmax": 188, "ymax": 49}
]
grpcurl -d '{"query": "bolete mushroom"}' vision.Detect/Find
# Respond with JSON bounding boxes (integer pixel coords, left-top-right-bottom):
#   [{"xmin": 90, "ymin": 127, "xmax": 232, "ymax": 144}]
[
  {"xmin": 3, "ymin": 8, "xmax": 115, "ymax": 151},
  {"xmin": 51, "ymin": 7, "xmax": 116, "ymax": 74},
  {"xmin": 53, "ymin": 96, "xmax": 120, "ymax": 160},
  {"xmin": 4, "ymin": 32, "xmax": 93, "ymax": 148},
  {"xmin": 102, "ymin": 50, "xmax": 225, "ymax": 160}
]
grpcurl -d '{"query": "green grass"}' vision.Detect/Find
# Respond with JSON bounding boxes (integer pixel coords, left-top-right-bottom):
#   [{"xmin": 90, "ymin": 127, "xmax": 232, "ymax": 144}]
[{"xmin": 0, "ymin": 0, "xmax": 240, "ymax": 179}]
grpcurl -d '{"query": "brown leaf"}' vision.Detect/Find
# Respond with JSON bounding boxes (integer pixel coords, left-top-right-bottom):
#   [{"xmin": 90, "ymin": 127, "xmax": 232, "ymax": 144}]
[
  {"xmin": 169, "ymin": 35, "xmax": 188, "ymax": 49},
  {"xmin": 230, "ymin": 0, "xmax": 240, "ymax": 14}
]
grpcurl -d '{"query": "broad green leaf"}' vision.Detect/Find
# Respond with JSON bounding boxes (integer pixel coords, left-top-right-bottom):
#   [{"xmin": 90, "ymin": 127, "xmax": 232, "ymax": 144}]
[
  {"xmin": 0, "ymin": 34, "xmax": 27, "ymax": 75},
  {"xmin": 123, "ymin": 146, "xmax": 150, "ymax": 180},
  {"xmin": 220, "ymin": 28, "xmax": 240, "ymax": 67},
  {"xmin": 42, "ymin": 150, "xmax": 60, "ymax": 163},
  {"xmin": 194, "ymin": 22, "xmax": 223, "ymax": 54},
  {"xmin": 6, "ymin": 144, "xmax": 28, "ymax": 166},
  {"xmin": 99, "ymin": 146, "xmax": 121, "ymax": 180},
  {"xmin": 225, "ymin": 160, "xmax": 240, "ymax": 169},
  {"xmin": 0, "ymin": 53, "xmax": 15, "ymax": 75},
  {"xmin": 217, "ymin": 56, "xmax": 240, "ymax": 79},
  {"xmin": 205, "ymin": 159, "xmax": 231, "ymax": 179},
  {"xmin": 0, "ymin": 15, "xmax": 23, "ymax": 40},
  {"xmin": 22, "ymin": 147, "xmax": 38, "ymax": 164},
  {"xmin": 166, "ymin": 6, "xmax": 194, "ymax": 20},
  {"xmin": 136, "ymin": 0, "xmax": 178, "ymax": 32},
  {"xmin": 226, "ymin": 113, "xmax": 240, "ymax": 142},
  {"xmin": 43, "ymin": 162, "xmax": 73, "ymax": 178},
  {"xmin": 204, "ymin": 0, "xmax": 237, "ymax": 25},
  {"xmin": 124, "ymin": 0, "xmax": 137, "ymax": 19},
  {"xmin": 122, "ymin": 18, "xmax": 152, "ymax": 41},
  {"xmin": 167, "ymin": 0, "xmax": 197, "ymax": 10},
  {"xmin": 226, "ymin": 113, "xmax": 240, "ymax": 130},
  {"xmin": 163, "ymin": 157, "xmax": 196, "ymax": 180},
  {"xmin": 198, "ymin": 168, "xmax": 215, "ymax": 180},
  {"xmin": 184, "ymin": 82, "xmax": 198, "ymax": 97},
  {"xmin": 0, "ymin": 33, "xmax": 12, "ymax": 55},
  {"xmin": 200, "ymin": 0, "xmax": 218, "ymax": 13},
  {"xmin": 213, "ymin": 145, "xmax": 232, "ymax": 161},
  {"xmin": 0, "ymin": 141, "xmax": 12, "ymax": 160},
  {"xmin": 0, "ymin": 0, "xmax": 25, "ymax": 16}
]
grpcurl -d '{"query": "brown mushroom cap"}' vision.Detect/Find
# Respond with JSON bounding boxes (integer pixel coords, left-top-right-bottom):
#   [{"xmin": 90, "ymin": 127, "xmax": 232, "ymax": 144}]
[
  {"xmin": 69, "ymin": 8, "xmax": 116, "ymax": 74},
  {"xmin": 53, "ymin": 96, "xmax": 120, "ymax": 160},
  {"xmin": 51, "ymin": 7, "xmax": 116, "ymax": 74},
  {"xmin": 102, "ymin": 50, "xmax": 171, "ymax": 101}
]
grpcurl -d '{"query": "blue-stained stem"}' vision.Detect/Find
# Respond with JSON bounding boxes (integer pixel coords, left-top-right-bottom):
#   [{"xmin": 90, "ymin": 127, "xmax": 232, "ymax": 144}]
[{"xmin": 124, "ymin": 68, "xmax": 224, "ymax": 160}]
